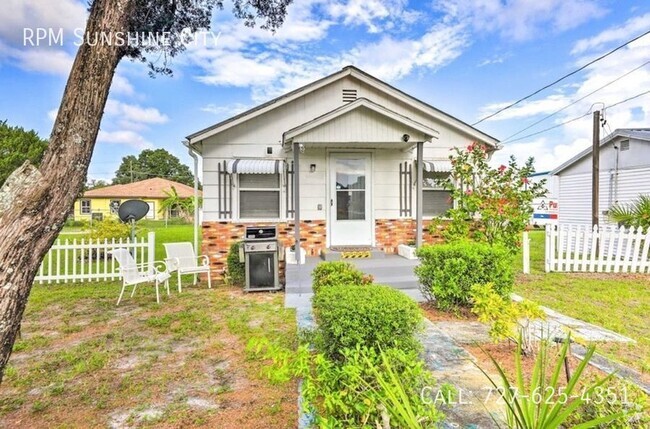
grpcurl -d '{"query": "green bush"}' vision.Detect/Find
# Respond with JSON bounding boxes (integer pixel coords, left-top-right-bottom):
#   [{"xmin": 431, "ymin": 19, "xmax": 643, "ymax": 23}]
[
  {"xmin": 247, "ymin": 339, "xmax": 443, "ymax": 428},
  {"xmin": 85, "ymin": 218, "xmax": 131, "ymax": 241},
  {"xmin": 226, "ymin": 241, "xmax": 245, "ymax": 286},
  {"xmin": 312, "ymin": 284, "xmax": 422, "ymax": 359},
  {"xmin": 415, "ymin": 241, "xmax": 514, "ymax": 310},
  {"xmin": 311, "ymin": 261, "xmax": 372, "ymax": 294}
]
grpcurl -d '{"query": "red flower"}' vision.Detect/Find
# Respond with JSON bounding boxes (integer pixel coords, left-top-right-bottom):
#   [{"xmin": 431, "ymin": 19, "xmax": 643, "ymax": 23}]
[
  {"xmin": 522, "ymin": 177, "xmax": 529, "ymax": 184},
  {"xmin": 498, "ymin": 165, "xmax": 507, "ymax": 172},
  {"xmin": 465, "ymin": 189, "xmax": 473, "ymax": 195}
]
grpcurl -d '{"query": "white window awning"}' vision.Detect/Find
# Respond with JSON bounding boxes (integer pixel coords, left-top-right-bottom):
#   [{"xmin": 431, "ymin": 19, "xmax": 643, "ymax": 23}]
[
  {"xmin": 422, "ymin": 160, "xmax": 452, "ymax": 173},
  {"xmin": 226, "ymin": 159, "xmax": 283, "ymax": 174}
]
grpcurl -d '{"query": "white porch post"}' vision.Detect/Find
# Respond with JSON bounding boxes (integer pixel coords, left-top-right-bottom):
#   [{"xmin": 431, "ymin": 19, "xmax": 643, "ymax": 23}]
[
  {"xmin": 293, "ymin": 141, "xmax": 302, "ymax": 264},
  {"xmin": 416, "ymin": 141, "xmax": 424, "ymax": 248}
]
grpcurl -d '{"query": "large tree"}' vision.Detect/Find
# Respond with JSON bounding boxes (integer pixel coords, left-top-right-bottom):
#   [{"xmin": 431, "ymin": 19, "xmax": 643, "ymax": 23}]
[
  {"xmin": 0, "ymin": 121, "xmax": 48, "ymax": 187},
  {"xmin": 0, "ymin": 0, "xmax": 291, "ymax": 383},
  {"xmin": 114, "ymin": 149, "xmax": 195, "ymax": 186}
]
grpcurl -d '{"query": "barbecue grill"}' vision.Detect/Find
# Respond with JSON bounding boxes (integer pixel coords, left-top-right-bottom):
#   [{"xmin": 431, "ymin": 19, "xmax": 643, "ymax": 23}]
[{"xmin": 242, "ymin": 226, "xmax": 281, "ymax": 292}]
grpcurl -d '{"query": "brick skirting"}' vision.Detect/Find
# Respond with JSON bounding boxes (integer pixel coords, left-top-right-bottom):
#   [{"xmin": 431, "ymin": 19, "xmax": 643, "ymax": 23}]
[{"xmin": 202, "ymin": 218, "xmax": 447, "ymax": 282}]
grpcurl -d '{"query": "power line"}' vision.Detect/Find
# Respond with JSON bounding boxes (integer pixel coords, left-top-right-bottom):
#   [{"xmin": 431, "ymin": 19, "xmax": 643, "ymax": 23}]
[
  {"xmin": 503, "ymin": 89, "xmax": 650, "ymax": 144},
  {"xmin": 473, "ymin": 29, "xmax": 650, "ymax": 125},
  {"xmin": 502, "ymin": 60, "xmax": 650, "ymax": 143}
]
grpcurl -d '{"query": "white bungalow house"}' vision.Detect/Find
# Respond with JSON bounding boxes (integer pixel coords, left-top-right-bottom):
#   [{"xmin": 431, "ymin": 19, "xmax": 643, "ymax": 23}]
[
  {"xmin": 550, "ymin": 128, "xmax": 650, "ymax": 226},
  {"xmin": 184, "ymin": 66, "xmax": 499, "ymax": 280}
]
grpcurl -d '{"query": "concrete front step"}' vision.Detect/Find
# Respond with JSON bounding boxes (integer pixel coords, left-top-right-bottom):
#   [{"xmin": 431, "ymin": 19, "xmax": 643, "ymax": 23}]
[{"xmin": 321, "ymin": 248, "xmax": 386, "ymax": 261}]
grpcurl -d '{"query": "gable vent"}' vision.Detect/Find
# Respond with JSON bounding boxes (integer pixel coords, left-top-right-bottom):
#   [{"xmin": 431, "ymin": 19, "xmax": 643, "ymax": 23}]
[
  {"xmin": 342, "ymin": 89, "xmax": 357, "ymax": 103},
  {"xmin": 620, "ymin": 139, "xmax": 630, "ymax": 151}
]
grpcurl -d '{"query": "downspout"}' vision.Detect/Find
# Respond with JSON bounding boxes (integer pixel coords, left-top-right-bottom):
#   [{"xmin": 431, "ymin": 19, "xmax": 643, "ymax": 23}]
[{"xmin": 183, "ymin": 140, "xmax": 200, "ymax": 254}]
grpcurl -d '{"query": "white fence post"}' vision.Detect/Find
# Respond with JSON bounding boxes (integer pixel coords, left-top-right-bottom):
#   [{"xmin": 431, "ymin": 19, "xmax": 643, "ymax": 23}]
[
  {"xmin": 522, "ymin": 230, "xmax": 530, "ymax": 274},
  {"xmin": 148, "ymin": 231, "xmax": 156, "ymax": 270},
  {"xmin": 544, "ymin": 223, "xmax": 650, "ymax": 274}
]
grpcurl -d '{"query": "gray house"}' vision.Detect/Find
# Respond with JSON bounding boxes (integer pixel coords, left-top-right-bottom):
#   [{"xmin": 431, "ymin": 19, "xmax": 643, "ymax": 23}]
[{"xmin": 550, "ymin": 128, "xmax": 650, "ymax": 225}]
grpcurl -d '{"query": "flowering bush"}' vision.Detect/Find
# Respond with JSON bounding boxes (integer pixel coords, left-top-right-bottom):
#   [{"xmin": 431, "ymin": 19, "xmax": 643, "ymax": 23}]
[{"xmin": 439, "ymin": 142, "xmax": 546, "ymax": 253}]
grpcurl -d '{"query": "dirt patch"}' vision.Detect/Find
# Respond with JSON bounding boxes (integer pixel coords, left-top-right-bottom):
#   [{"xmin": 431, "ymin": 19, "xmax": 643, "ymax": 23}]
[{"xmin": 420, "ymin": 302, "xmax": 478, "ymax": 321}]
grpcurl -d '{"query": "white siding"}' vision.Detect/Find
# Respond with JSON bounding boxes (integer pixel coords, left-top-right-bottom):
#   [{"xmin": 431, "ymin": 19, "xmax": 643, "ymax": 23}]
[
  {"xmin": 557, "ymin": 166, "xmax": 650, "ymax": 227},
  {"xmin": 199, "ymin": 74, "xmax": 491, "ymax": 222},
  {"xmin": 559, "ymin": 173, "xmax": 591, "ymax": 225}
]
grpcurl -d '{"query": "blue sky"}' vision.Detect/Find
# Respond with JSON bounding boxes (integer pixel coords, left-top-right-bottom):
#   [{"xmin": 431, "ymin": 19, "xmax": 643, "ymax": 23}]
[{"xmin": 1, "ymin": 0, "xmax": 649, "ymax": 182}]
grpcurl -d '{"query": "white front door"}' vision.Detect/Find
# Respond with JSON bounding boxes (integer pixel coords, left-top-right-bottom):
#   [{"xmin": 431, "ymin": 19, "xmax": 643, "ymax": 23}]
[{"xmin": 329, "ymin": 153, "xmax": 372, "ymax": 247}]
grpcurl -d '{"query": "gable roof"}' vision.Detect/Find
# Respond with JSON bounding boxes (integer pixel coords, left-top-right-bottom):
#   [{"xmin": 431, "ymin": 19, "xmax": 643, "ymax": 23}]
[
  {"xmin": 283, "ymin": 97, "xmax": 439, "ymax": 143},
  {"xmin": 550, "ymin": 128, "xmax": 650, "ymax": 175},
  {"xmin": 186, "ymin": 65, "xmax": 499, "ymax": 148},
  {"xmin": 83, "ymin": 178, "xmax": 200, "ymax": 199}
]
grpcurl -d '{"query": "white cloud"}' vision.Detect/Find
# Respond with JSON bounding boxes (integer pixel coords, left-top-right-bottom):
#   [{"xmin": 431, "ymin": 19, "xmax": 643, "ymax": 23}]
[
  {"xmin": 104, "ymin": 100, "xmax": 169, "ymax": 124},
  {"xmin": 97, "ymin": 130, "xmax": 153, "ymax": 149},
  {"xmin": 110, "ymin": 75, "xmax": 135, "ymax": 96},
  {"xmin": 482, "ymin": 15, "xmax": 650, "ymax": 171},
  {"xmin": 327, "ymin": 0, "xmax": 415, "ymax": 33},
  {"xmin": 0, "ymin": 41, "xmax": 74, "ymax": 75},
  {"xmin": 572, "ymin": 12, "xmax": 650, "ymax": 54},
  {"xmin": 434, "ymin": 0, "xmax": 607, "ymax": 41},
  {"xmin": 480, "ymin": 94, "xmax": 571, "ymax": 121},
  {"xmin": 1, "ymin": 0, "xmax": 87, "ymax": 46},
  {"xmin": 492, "ymin": 136, "xmax": 590, "ymax": 172}
]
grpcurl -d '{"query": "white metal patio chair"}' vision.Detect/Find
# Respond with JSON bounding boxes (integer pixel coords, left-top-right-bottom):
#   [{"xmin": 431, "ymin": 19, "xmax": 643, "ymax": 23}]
[
  {"xmin": 163, "ymin": 242, "xmax": 212, "ymax": 292},
  {"xmin": 110, "ymin": 248, "xmax": 171, "ymax": 305}
]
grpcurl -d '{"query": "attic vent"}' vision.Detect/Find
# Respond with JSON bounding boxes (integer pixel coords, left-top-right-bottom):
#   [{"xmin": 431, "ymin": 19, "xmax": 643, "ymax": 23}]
[
  {"xmin": 620, "ymin": 139, "xmax": 630, "ymax": 151},
  {"xmin": 342, "ymin": 89, "xmax": 357, "ymax": 103}
]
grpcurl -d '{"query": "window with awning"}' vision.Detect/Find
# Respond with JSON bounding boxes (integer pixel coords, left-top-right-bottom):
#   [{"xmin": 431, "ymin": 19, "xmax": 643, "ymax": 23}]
[{"xmin": 421, "ymin": 160, "xmax": 453, "ymax": 216}]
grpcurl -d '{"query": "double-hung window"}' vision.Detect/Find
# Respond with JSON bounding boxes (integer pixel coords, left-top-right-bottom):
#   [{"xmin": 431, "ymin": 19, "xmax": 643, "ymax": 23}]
[
  {"xmin": 423, "ymin": 171, "xmax": 452, "ymax": 216},
  {"xmin": 239, "ymin": 174, "xmax": 280, "ymax": 219},
  {"xmin": 81, "ymin": 199, "xmax": 91, "ymax": 215}
]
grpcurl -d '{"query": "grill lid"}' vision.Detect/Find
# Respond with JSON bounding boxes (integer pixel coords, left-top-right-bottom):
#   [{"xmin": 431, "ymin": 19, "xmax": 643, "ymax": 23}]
[{"xmin": 245, "ymin": 226, "xmax": 277, "ymax": 240}]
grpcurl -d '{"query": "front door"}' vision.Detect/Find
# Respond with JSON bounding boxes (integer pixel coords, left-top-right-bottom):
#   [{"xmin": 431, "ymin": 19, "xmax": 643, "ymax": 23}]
[{"xmin": 329, "ymin": 153, "xmax": 372, "ymax": 246}]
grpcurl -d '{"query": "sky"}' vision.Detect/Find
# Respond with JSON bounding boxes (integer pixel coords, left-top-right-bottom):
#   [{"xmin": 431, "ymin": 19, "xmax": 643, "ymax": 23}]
[{"xmin": 1, "ymin": 0, "xmax": 649, "ymax": 183}]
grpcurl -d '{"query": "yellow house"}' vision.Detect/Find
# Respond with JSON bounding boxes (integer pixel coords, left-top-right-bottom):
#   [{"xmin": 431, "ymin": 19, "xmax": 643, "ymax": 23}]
[{"xmin": 73, "ymin": 177, "xmax": 200, "ymax": 221}]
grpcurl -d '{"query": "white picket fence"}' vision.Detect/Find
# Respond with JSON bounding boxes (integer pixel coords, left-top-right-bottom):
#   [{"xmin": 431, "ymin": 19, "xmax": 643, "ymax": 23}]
[
  {"xmin": 34, "ymin": 232, "xmax": 156, "ymax": 284},
  {"xmin": 545, "ymin": 224, "xmax": 650, "ymax": 273}
]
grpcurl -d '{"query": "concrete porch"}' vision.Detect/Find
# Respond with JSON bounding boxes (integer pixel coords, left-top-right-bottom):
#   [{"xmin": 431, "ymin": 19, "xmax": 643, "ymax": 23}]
[{"xmin": 284, "ymin": 255, "xmax": 424, "ymax": 308}]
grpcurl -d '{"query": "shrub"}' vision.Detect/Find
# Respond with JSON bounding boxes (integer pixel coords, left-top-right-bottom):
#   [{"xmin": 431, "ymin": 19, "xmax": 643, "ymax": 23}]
[
  {"xmin": 226, "ymin": 241, "xmax": 245, "ymax": 286},
  {"xmin": 312, "ymin": 284, "xmax": 422, "ymax": 359},
  {"xmin": 311, "ymin": 261, "xmax": 372, "ymax": 294},
  {"xmin": 470, "ymin": 283, "xmax": 544, "ymax": 354},
  {"xmin": 415, "ymin": 241, "xmax": 514, "ymax": 310},
  {"xmin": 85, "ymin": 218, "xmax": 131, "ymax": 241},
  {"xmin": 247, "ymin": 339, "xmax": 443, "ymax": 428}
]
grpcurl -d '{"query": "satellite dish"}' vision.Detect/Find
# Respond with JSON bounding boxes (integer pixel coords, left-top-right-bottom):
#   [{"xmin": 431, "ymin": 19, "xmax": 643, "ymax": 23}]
[{"xmin": 118, "ymin": 200, "xmax": 149, "ymax": 223}]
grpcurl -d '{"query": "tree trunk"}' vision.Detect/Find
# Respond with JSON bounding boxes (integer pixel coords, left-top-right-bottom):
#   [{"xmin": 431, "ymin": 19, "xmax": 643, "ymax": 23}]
[{"xmin": 0, "ymin": 0, "xmax": 133, "ymax": 383}]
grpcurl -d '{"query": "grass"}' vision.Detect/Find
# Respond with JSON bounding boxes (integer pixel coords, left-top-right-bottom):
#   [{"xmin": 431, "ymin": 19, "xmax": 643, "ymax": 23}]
[
  {"xmin": 2, "ymin": 220, "xmax": 297, "ymax": 428},
  {"xmin": 1, "ymin": 283, "xmax": 297, "ymax": 428},
  {"xmin": 514, "ymin": 230, "xmax": 650, "ymax": 378}
]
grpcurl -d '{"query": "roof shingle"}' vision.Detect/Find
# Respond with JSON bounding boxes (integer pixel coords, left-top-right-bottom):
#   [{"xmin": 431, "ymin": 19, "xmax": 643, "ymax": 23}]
[{"xmin": 83, "ymin": 178, "xmax": 200, "ymax": 199}]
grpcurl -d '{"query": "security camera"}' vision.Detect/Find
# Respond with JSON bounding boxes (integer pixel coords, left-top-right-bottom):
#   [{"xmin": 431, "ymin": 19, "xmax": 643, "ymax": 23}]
[
  {"xmin": 299, "ymin": 143, "xmax": 305, "ymax": 154},
  {"xmin": 402, "ymin": 134, "xmax": 410, "ymax": 142}
]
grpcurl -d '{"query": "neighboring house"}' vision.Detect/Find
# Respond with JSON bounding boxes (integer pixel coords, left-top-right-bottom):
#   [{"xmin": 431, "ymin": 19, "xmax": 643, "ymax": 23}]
[
  {"xmin": 73, "ymin": 177, "xmax": 201, "ymax": 221},
  {"xmin": 550, "ymin": 128, "xmax": 650, "ymax": 226},
  {"xmin": 528, "ymin": 171, "xmax": 559, "ymax": 228},
  {"xmin": 184, "ymin": 66, "xmax": 499, "ymax": 279}
]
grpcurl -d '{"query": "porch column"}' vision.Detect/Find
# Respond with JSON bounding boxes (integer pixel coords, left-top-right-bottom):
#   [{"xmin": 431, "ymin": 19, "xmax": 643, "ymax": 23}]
[
  {"xmin": 292, "ymin": 141, "xmax": 302, "ymax": 264},
  {"xmin": 415, "ymin": 141, "xmax": 424, "ymax": 248}
]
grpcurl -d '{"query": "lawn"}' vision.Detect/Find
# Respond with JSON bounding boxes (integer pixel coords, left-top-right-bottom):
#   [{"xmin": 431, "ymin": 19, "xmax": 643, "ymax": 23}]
[
  {"xmin": 1, "ymin": 221, "xmax": 298, "ymax": 428},
  {"xmin": 1, "ymin": 284, "xmax": 297, "ymax": 428},
  {"xmin": 514, "ymin": 230, "xmax": 650, "ymax": 378}
]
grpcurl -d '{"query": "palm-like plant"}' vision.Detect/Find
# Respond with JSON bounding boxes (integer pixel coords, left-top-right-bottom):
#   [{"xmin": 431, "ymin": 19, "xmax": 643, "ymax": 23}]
[
  {"xmin": 609, "ymin": 194, "xmax": 650, "ymax": 230},
  {"xmin": 160, "ymin": 186, "xmax": 201, "ymax": 222}
]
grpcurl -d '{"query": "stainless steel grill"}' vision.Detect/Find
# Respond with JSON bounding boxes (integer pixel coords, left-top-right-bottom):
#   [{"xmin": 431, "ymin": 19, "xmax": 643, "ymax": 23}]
[{"xmin": 242, "ymin": 226, "xmax": 281, "ymax": 292}]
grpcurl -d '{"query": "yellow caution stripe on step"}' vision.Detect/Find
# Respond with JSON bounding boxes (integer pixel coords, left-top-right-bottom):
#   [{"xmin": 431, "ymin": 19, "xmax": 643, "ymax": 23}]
[{"xmin": 341, "ymin": 251, "xmax": 371, "ymax": 259}]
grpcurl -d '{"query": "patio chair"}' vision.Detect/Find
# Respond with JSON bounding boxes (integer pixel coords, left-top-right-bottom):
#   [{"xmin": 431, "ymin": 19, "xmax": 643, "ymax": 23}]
[
  {"xmin": 163, "ymin": 242, "xmax": 212, "ymax": 292},
  {"xmin": 110, "ymin": 248, "xmax": 171, "ymax": 305}
]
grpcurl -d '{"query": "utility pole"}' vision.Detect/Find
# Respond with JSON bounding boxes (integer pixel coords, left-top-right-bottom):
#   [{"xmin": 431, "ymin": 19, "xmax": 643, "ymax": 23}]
[{"xmin": 592, "ymin": 110, "xmax": 600, "ymax": 227}]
